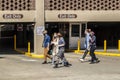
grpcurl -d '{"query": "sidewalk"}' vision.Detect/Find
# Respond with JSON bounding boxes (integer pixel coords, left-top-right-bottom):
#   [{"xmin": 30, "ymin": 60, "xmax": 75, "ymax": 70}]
[{"xmin": 1, "ymin": 52, "xmax": 120, "ymax": 80}]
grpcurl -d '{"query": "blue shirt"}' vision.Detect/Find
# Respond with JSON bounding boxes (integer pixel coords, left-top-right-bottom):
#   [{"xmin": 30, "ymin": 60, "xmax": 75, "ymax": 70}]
[
  {"xmin": 43, "ymin": 34, "xmax": 50, "ymax": 48},
  {"xmin": 58, "ymin": 37, "xmax": 65, "ymax": 49}
]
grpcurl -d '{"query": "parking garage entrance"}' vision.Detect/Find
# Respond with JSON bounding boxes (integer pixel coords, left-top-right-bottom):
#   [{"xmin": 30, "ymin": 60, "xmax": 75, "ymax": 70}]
[
  {"xmin": 0, "ymin": 23, "xmax": 34, "ymax": 53},
  {"xmin": 88, "ymin": 22, "xmax": 120, "ymax": 49}
]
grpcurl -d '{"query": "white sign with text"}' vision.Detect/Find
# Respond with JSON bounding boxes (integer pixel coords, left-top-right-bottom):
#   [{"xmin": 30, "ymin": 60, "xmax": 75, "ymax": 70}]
[{"xmin": 36, "ymin": 26, "xmax": 44, "ymax": 35}]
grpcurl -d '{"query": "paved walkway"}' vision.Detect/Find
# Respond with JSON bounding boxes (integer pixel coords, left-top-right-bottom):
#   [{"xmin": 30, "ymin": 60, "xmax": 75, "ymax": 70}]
[{"xmin": 0, "ymin": 53, "xmax": 120, "ymax": 80}]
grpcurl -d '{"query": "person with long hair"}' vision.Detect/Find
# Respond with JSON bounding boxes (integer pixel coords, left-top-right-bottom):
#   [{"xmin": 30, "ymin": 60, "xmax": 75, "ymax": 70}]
[
  {"xmin": 54, "ymin": 32, "xmax": 71, "ymax": 68},
  {"xmin": 51, "ymin": 32, "xmax": 59, "ymax": 67}
]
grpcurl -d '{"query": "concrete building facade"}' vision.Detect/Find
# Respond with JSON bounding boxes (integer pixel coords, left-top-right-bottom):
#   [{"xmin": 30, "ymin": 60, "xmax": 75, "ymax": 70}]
[
  {"xmin": 44, "ymin": 0, "xmax": 120, "ymax": 49},
  {"xmin": 0, "ymin": 0, "xmax": 44, "ymax": 54},
  {"xmin": 0, "ymin": 0, "xmax": 120, "ymax": 54}
]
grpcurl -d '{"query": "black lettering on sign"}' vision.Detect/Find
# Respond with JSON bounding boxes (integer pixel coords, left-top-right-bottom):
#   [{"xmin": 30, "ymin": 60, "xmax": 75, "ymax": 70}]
[
  {"xmin": 58, "ymin": 14, "xmax": 77, "ymax": 19},
  {"xmin": 3, "ymin": 14, "xmax": 23, "ymax": 19}
]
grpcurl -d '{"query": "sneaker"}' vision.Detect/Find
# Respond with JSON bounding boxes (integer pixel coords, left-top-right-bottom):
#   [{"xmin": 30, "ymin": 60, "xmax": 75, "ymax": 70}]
[
  {"xmin": 53, "ymin": 64, "xmax": 58, "ymax": 68},
  {"xmin": 89, "ymin": 61, "xmax": 95, "ymax": 64},
  {"xmin": 95, "ymin": 60, "xmax": 100, "ymax": 63},
  {"xmin": 64, "ymin": 63, "xmax": 72, "ymax": 67},
  {"xmin": 64, "ymin": 62, "xmax": 69, "ymax": 67},
  {"xmin": 90, "ymin": 60, "xmax": 100, "ymax": 64},
  {"xmin": 42, "ymin": 61, "xmax": 47, "ymax": 64},
  {"xmin": 79, "ymin": 58, "xmax": 84, "ymax": 62}
]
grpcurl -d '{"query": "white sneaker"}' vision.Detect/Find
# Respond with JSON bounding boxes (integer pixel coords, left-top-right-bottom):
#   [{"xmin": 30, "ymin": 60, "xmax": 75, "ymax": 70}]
[{"xmin": 79, "ymin": 58, "xmax": 84, "ymax": 62}]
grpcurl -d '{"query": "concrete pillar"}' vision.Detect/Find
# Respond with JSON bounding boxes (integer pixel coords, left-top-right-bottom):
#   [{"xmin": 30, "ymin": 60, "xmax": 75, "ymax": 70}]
[{"xmin": 34, "ymin": 0, "xmax": 44, "ymax": 54}]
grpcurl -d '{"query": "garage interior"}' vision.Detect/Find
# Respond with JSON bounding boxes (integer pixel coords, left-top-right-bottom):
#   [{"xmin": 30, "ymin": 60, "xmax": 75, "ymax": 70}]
[{"xmin": 0, "ymin": 23, "xmax": 34, "ymax": 53}]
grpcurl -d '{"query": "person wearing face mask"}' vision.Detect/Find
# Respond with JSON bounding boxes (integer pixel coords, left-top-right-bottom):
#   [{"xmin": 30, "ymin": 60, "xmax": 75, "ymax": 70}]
[
  {"xmin": 89, "ymin": 31, "xmax": 100, "ymax": 64},
  {"xmin": 42, "ymin": 30, "xmax": 52, "ymax": 64},
  {"xmin": 79, "ymin": 29, "xmax": 91, "ymax": 62},
  {"xmin": 53, "ymin": 32, "xmax": 71, "ymax": 68},
  {"xmin": 51, "ymin": 32, "xmax": 59, "ymax": 67}
]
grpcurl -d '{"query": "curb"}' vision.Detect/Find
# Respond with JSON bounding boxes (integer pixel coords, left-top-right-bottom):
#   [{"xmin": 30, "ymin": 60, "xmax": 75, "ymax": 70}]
[
  {"xmin": 15, "ymin": 49, "xmax": 44, "ymax": 59},
  {"xmin": 74, "ymin": 50, "xmax": 120, "ymax": 57},
  {"xmin": 16, "ymin": 49, "xmax": 120, "ymax": 58},
  {"xmin": 95, "ymin": 52, "xmax": 120, "ymax": 57},
  {"xmin": 25, "ymin": 53, "xmax": 44, "ymax": 59}
]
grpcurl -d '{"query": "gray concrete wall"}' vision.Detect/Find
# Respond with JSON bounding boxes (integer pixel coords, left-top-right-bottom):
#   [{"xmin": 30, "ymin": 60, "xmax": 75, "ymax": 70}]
[{"xmin": 45, "ymin": 11, "xmax": 120, "ymax": 22}]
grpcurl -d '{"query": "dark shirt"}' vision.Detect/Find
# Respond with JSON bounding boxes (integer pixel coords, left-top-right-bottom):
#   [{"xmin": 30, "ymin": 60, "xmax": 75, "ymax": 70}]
[{"xmin": 90, "ymin": 35, "xmax": 96, "ymax": 46}]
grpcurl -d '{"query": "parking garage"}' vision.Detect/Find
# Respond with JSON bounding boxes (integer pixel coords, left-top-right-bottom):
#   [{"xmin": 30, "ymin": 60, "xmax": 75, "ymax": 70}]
[
  {"xmin": 0, "ymin": 23, "xmax": 34, "ymax": 53},
  {"xmin": 88, "ymin": 22, "xmax": 120, "ymax": 49}
]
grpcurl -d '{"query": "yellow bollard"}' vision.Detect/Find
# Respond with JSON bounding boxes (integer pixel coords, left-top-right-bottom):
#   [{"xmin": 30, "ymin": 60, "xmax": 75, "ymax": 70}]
[
  {"xmin": 77, "ymin": 39, "xmax": 80, "ymax": 52},
  {"xmin": 14, "ymin": 35, "xmax": 16, "ymax": 50},
  {"xmin": 104, "ymin": 40, "xmax": 107, "ymax": 52},
  {"xmin": 74, "ymin": 39, "xmax": 81, "ymax": 53},
  {"xmin": 27, "ymin": 42, "xmax": 31, "ymax": 55},
  {"xmin": 118, "ymin": 40, "xmax": 120, "ymax": 51}
]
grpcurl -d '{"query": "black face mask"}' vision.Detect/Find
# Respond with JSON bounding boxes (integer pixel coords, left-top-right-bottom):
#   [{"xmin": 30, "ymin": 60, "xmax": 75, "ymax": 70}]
[{"xmin": 43, "ymin": 33, "xmax": 46, "ymax": 36}]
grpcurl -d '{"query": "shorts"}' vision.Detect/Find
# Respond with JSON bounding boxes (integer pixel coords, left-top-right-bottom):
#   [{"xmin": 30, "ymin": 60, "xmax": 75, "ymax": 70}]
[{"xmin": 43, "ymin": 43, "xmax": 49, "ymax": 48}]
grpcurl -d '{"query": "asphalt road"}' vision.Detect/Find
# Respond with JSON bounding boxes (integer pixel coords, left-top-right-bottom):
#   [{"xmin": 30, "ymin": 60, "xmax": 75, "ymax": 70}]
[{"xmin": 0, "ymin": 53, "xmax": 120, "ymax": 80}]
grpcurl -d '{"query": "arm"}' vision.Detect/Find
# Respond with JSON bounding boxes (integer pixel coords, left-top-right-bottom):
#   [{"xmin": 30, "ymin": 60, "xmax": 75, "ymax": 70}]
[{"xmin": 58, "ymin": 38, "xmax": 65, "ymax": 47}]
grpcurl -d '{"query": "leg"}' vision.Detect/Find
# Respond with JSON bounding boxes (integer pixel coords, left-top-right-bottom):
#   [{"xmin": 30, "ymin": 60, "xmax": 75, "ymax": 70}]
[
  {"xmin": 82, "ymin": 49, "xmax": 89, "ymax": 59},
  {"xmin": 91, "ymin": 46, "xmax": 97, "ymax": 61},
  {"xmin": 80, "ymin": 49, "xmax": 89, "ymax": 62},
  {"xmin": 90, "ymin": 46, "xmax": 99, "ymax": 63},
  {"xmin": 92, "ymin": 47, "xmax": 100, "ymax": 63},
  {"xmin": 53, "ymin": 55, "xmax": 59, "ymax": 68},
  {"xmin": 89, "ymin": 46, "xmax": 95, "ymax": 63},
  {"xmin": 52, "ymin": 55, "xmax": 55, "ymax": 65},
  {"xmin": 52, "ymin": 54, "xmax": 57, "ymax": 64},
  {"xmin": 45, "ymin": 48, "xmax": 52, "ymax": 60},
  {"xmin": 55, "ymin": 48, "xmax": 64, "ymax": 67},
  {"xmin": 58, "ymin": 48, "xmax": 70, "ymax": 67},
  {"xmin": 46, "ymin": 54, "xmax": 52, "ymax": 59},
  {"xmin": 42, "ymin": 48, "xmax": 48, "ymax": 64}
]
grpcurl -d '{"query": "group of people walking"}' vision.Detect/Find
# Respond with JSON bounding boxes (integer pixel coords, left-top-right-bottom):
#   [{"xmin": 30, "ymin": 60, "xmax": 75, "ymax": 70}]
[
  {"xmin": 42, "ymin": 30, "xmax": 71, "ymax": 68},
  {"xmin": 79, "ymin": 29, "xmax": 100, "ymax": 64},
  {"xmin": 42, "ymin": 28, "xmax": 100, "ymax": 68}
]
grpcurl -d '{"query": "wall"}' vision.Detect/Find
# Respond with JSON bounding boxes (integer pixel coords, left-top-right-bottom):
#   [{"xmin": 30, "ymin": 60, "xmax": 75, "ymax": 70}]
[
  {"xmin": 0, "ymin": 11, "xmax": 35, "ymax": 22},
  {"xmin": 34, "ymin": 0, "xmax": 44, "ymax": 54},
  {"xmin": 45, "ymin": 10, "xmax": 120, "ymax": 22},
  {"xmin": 0, "ymin": 0, "xmax": 45, "ymax": 54}
]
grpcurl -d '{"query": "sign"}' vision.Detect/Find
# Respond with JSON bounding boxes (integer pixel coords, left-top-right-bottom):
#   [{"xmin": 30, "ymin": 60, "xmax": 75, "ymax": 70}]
[
  {"xmin": 36, "ymin": 27, "xmax": 44, "ymax": 35},
  {"xmin": 3, "ymin": 14, "xmax": 23, "ymax": 19},
  {"xmin": 58, "ymin": 14, "xmax": 77, "ymax": 19}
]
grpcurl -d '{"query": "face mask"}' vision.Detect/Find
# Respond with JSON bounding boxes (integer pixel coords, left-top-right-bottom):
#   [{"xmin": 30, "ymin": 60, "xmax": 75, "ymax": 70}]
[{"xmin": 43, "ymin": 33, "xmax": 46, "ymax": 36}]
